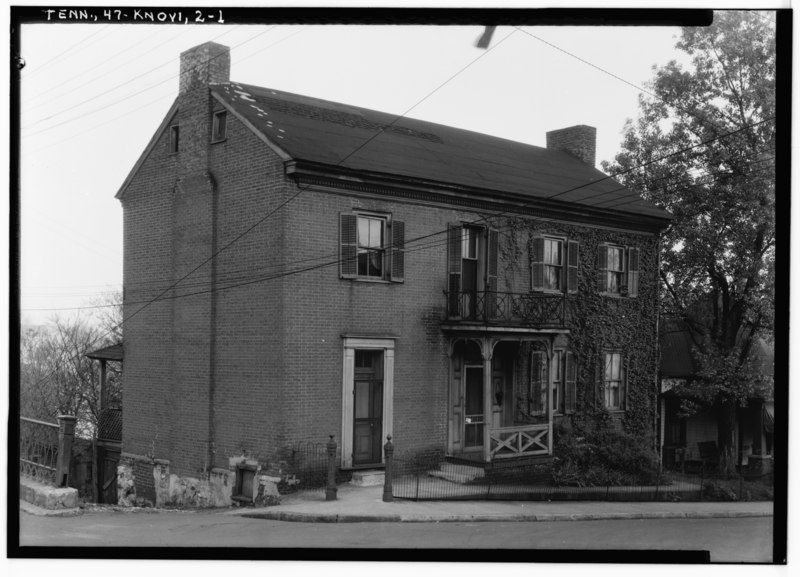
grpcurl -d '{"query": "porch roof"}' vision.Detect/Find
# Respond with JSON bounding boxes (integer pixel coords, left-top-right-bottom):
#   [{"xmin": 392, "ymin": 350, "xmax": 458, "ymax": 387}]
[{"xmin": 86, "ymin": 343, "xmax": 123, "ymax": 362}]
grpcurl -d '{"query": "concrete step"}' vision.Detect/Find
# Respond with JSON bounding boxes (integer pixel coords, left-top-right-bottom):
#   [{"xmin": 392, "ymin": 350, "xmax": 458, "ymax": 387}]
[
  {"xmin": 428, "ymin": 461, "xmax": 485, "ymax": 484},
  {"xmin": 350, "ymin": 469, "xmax": 385, "ymax": 487}
]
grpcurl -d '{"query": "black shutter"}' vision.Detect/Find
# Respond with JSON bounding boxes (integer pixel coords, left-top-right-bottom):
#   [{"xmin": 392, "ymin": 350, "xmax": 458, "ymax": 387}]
[
  {"xmin": 487, "ymin": 228, "xmax": 499, "ymax": 318},
  {"xmin": 567, "ymin": 240, "xmax": 579, "ymax": 293},
  {"xmin": 531, "ymin": 236, "xmax": 544, "ymax": 291},
  {"xmin": 447, "ymin": 223, "xmax": 463, "ymax": 317},
  {"xmin": 390, "ymin": 220, "xmax": 405, "ymax": 283},
  {"xmin": 597, "ymin": 244, "xmax": 608, "ymax": 293},
  {"xmin": 340, "ymin": 213, "xmax": 358, "ymax": 279},
  {"xmin": 565, "ymin": 351, "xmax": 577, "ymax": 413},
  {"xmin": 628, "ymin": 247, "xmax": 640, "ymax": 297}
]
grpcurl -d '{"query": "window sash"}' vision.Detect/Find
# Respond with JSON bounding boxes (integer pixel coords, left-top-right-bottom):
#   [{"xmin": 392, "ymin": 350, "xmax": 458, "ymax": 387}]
[
  {"xmin": 212, "ymin": 111, "xmax": 227, "ymax": 141},
  {"xmin": 357, "ymin": 216, "xmax": 386, "ymax": 277},
  {"xmin": 552, "ymin": 350, "xmax": 563, "ymax": 413},
  {"xmin": 603, "ymin": 352, "xmax": 624, "ymax": 410}
]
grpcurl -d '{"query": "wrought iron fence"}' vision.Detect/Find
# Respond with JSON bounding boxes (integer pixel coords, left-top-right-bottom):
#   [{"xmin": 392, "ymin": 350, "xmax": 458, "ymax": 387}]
[
  {"xmin": 445, "ymin": 291, "xmax": 565, "ymax": 326},
  {"xmin": 388, "ymin": 445, "xmax": 774, "ymax": 502},
  {"xmin": 278, "ymin": 439, "xmax": 349, "ymax": 495},
  {"xmin": 20, "ymin": 416, "xmax": 60, "ymax": 485}
]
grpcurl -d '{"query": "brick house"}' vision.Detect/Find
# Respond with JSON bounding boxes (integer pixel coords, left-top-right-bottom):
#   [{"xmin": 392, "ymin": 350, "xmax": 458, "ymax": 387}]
[{"xmin": 116, "ymin": 42, "xmax": 672, "ymax": 507}]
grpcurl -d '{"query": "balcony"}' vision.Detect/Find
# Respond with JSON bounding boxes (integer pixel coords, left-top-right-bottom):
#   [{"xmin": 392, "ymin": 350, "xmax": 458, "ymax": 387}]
[{"xmin": 445, "ymin": 290, "xmax": 566, "ymax": 328}]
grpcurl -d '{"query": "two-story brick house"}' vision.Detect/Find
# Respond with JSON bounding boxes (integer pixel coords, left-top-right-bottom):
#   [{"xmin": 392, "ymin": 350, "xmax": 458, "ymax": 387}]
[{"xmin": 116, "ymin": 42, "xmax": 671, "ymax": 507}]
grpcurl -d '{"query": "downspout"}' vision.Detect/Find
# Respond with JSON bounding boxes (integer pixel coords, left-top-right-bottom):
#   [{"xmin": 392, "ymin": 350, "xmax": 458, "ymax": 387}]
[
  {"xmin": 654, "ymin": 234, "xmax": 662, "ymax": 460},
  {"xmin": 206, "ymin": 174, "xmax": 219, "ymax": 473}
]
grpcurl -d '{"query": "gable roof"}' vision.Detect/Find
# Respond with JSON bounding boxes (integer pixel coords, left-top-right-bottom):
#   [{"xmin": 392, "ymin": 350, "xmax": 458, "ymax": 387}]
[
  {"xmin": 211, "ymin": 82, "xmax": 672, "ymax": 222},
  {"xmin": 659, "ymin": 319, "xmax": 774, "ymax": 379}
]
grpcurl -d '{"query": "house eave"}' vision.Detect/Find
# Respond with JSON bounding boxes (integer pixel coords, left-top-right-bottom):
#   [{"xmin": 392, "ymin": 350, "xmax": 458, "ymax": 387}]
[{"xmin": 286, "ymin": 160, "xmax": 672, "ymax": 234}]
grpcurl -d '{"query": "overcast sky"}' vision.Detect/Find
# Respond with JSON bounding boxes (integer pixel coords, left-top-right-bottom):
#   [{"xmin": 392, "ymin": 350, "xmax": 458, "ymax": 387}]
[{"xmin": 15, "ymin": 8, "xmax": 780, "ymax": 326}]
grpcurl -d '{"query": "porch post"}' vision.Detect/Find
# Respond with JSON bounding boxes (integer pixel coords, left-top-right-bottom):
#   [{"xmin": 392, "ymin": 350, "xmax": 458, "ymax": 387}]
[
  {"xmin": 481, "ymin": 338, "xmax": 494, "ymax": 463},
  {"xmin": 99, "ymin": 359, "xmax": 108, "ymax": 411},
  {"xmin": 546, "ymin": 341, "xmax": 553, "ymax": 455}
]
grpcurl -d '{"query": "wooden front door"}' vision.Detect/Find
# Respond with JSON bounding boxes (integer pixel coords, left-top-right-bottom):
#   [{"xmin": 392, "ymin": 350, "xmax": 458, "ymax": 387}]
[
  {"xmin": 352, "ymin": 350, "xmax": 384, "ymax": 466},
  {"xmin": 463, "ymin": 365, "xmax": 485, "ymax": 451},
  {"xmin": 97, "ymin": 446, "xmax": 119, "ymax": 504}
]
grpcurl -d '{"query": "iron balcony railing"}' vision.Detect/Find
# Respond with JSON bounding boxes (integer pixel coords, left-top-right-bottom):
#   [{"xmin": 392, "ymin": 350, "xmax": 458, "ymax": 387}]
[
  {"xmin": 445, "ymin": 290, "xmax": 567, "ymax": 327},
  {"xmin": 20, "ymin": 416, "xmax": 60, "ymax": 485}
]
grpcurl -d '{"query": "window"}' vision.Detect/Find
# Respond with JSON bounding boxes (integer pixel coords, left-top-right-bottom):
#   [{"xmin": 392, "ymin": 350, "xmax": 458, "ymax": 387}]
[
  {"xmin": 169, "ymin": 125, "xmax": 179, "ymax": 153},
  {"xmin": 607, "ymin": 246, "xmax": 625, "ymax": 293},
  {"xmin": 551, "ymin": 350, "xmax": 577, "ymax": 414},
  {"xmin": 447, "ymin": 224, "xmax": 499, "ymax": 319},
  {"xmin": 531, "ymin": 236, "xmax": 579, "ymax": 293},
  {"xmin": 340, "ymin": 212, "xmax": 404, "ymax": 282},
  {"xmin": 212, "ymin": 110, "xmax": 227, "ymax": 142},
  {"xmin": 597, "ymin": 245, "xmax": 640, "ymax": 296},
  {"xmin": 544, "ymin": 239, "xmax": 563, "ymax": 291},
  {"xmin": 603, "ymin": 352, "xmax": 625, "ymax": 410}
]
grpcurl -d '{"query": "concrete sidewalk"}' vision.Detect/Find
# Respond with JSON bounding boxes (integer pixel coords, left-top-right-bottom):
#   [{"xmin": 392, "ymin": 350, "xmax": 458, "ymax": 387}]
[{"xmin": 228, "ymin": 482, "xmax": 775, "ymax": 523}]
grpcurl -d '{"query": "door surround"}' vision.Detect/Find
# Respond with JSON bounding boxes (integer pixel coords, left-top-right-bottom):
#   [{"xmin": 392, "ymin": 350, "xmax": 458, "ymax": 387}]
[{"xmin": 341, "ymin": 336, "xmax": 395, "ymax": 469}]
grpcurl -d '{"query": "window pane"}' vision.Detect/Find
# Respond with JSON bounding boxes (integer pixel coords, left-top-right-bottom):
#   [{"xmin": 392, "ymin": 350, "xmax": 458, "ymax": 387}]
[
  {"xmin": 369, "ymin": 218, "xmax": 382, "ymax": 248},
  {"xmin": 354, "ymin": 380, "xmax": 370, "ymax": 418},
  {"xmin": 358, "ymin": 218, "xmax": 369, "ymax": 247},
  {"xmin": 544, "ymin": 239, "xmax": 562, "ymax": 265}
]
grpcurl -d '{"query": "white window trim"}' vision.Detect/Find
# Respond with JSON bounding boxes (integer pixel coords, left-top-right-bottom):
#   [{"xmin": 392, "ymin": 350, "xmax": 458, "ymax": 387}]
[{"xmin": 341, "ymin": 337, "xmax": 395, "ymax": 469}]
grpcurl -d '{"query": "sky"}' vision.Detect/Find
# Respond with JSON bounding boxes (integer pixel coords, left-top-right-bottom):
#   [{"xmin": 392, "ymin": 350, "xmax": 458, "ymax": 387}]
[{"xmin": 11, "ymin": 10, "xmax": 726, "ymax": 326}]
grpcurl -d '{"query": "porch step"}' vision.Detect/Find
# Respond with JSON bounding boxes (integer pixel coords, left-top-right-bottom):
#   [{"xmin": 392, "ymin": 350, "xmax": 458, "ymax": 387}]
[
  {"xmin": 349, "ymin": 469, "xmax": 385, "ymax": 487},
  {"xmin": 428, "ymin": 462, "xmax": 486, "ymax": 485}
]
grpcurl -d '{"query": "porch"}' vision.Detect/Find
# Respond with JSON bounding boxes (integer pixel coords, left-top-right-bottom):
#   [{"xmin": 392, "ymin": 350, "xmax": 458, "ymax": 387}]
[{"xmin": 443, "ymin": 326, "xmax": 569, "ymax": 464}]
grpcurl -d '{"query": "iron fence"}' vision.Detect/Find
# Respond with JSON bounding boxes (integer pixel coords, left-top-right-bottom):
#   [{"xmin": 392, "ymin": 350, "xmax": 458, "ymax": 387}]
[
  {"xmin": 445, "ymin": 291, "xmax": 566, "ymax": 326},
  {"xmin": 20, "ymin": 416, "xmax": 60, "ymax": 485},
  {"xmin": 279, "ymin": 439, "xmax": 350, "ymax": 495},
  {"xmin": 388, "ymin": 446, "xmax": 774, "ymax": 502}
]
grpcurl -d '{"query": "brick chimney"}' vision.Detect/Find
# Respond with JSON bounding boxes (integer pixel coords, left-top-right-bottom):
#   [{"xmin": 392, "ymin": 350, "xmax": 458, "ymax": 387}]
[
  {"xmin": 546, "ymin": 125, "xmax": 597, "ymax": 167},
  {"xmin": 179, "ymin": 42, "xmax": 230, "ymax": 93}
]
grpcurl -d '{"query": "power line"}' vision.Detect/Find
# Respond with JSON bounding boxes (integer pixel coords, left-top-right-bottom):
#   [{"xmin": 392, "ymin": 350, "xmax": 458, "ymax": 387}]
[
  {"xmin": 23, "ymin": 25, "xmax": 113, "ymax": 79},
  {"xmin": 22, "ymin": 27, "xmax": 278, "ymax": 137},
  {"xmin": 23, "ymin": 127, "xmax": 776, "ymax": 313}
]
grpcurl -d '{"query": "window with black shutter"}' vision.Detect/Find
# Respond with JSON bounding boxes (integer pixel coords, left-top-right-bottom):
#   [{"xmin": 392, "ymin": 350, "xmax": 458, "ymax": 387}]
[{"xmin": 339, "ymin": 211, "xmax": 404, "ymax": 282}]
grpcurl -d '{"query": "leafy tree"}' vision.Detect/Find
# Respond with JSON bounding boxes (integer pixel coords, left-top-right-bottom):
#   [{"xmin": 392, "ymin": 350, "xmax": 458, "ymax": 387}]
[
  {"xmin": 603, "ymin": 11, "xmax": 775, "ymax": 473},
  {"xmin": 20, "ymin": 293, "xmax": 123, "ymax": 438}
]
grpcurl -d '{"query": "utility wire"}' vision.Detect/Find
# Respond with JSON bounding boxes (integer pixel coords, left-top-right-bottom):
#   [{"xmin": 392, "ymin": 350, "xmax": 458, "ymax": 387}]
[
  {"xmin": 25, "ymin": 25, "xmax": 518, "ymax": 383},
  {"xmin": 23, "ymin": 25, "xmax": 112, "ymax": 79},
  {"xmin": 23, "ymin": 132, "xmax": 775, "ymax": 312},
  {"xmin": 22, "ymin": 27, "xmax": 277, "ymax": 136}
]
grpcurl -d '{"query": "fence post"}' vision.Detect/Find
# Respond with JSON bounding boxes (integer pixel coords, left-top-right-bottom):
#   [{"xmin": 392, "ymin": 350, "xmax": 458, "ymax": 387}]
[
  {"xmin": 383, "ymin": 435, "xmax": 394, "ymax": 502},
  {"xmin": 56, "ymin": 415, "xmax": 77, "ymax": 488},
  {"xmin": 326, "ymin": 435, "xmax": 338, "ymax": 501}
]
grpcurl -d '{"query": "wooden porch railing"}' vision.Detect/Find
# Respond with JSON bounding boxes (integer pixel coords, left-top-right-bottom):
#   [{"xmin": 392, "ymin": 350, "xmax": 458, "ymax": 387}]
[{"xmin": 489, "ymin": 423, "xmax": 551, "ymax": 459}]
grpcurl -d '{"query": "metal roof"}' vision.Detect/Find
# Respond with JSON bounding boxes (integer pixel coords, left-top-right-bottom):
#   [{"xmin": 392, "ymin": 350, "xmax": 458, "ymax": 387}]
[
  {"xmin": 86, "ymin": 343, "xmax": 123, "ymax": 362},
  {"xmin": 211, "ymin": 82, "xmax": 672, "ymax": 221}
]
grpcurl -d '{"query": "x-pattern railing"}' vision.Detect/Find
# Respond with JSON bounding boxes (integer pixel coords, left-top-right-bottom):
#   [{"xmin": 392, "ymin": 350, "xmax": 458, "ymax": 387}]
[{"xmin": 489, "ymin": 424, "xmax": 550, "ymax": 459}]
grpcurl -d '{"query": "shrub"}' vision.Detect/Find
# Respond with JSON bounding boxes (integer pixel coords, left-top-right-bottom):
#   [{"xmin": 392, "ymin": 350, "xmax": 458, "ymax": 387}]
[{"xmin": 552, "ymin": 417, "xmax": 660, "ymax": 486}]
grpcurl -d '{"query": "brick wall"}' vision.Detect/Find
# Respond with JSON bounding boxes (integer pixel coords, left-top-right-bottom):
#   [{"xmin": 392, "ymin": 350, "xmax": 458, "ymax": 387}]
[{"xmin": 121, "ymin": 82, "xmax": 662, "ymax": 489}]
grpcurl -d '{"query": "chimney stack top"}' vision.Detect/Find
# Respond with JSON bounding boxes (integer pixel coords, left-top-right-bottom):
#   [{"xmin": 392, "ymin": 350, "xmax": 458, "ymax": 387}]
[
  {"xmin": 546, "ymin": 125, "xmax": 597, "ymax": 167},
  {"xmin": 179, "ymin": 42, "xmax": 230, "ymax": 94}
]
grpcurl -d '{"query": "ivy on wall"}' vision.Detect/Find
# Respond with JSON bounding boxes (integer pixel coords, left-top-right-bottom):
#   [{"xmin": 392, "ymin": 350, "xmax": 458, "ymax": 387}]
[{"xmin": 497, "ymin": 216, "xmax": 661, "ymax": 445}]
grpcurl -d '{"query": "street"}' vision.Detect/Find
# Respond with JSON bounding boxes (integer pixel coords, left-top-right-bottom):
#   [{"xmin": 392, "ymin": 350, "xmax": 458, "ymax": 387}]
[{"xmin": 16, "ymin": 508, "xmax": 773, "ymax": 562}]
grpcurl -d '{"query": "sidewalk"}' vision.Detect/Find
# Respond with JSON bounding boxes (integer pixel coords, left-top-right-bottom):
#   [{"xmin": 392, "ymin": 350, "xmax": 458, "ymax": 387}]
[{"xmin": 227, "ymin": 482, "xmax": 775, "ymax": 523}]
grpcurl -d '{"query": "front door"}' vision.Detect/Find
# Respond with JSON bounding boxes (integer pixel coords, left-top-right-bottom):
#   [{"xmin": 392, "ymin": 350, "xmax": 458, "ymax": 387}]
[
  {"xmin": 352, "ymin": 350, "xmax": 384, "ymax": 466},
  {"xmin": 463, "ymin": 365, "xmax": 484, "ymax": 451}
]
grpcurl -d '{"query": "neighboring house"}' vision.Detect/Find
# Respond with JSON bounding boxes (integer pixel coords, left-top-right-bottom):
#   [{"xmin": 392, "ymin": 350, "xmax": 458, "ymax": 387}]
[
  {"xmin": 116, "ymin": 42, "xmax": 672, "ymax": 507},
  {"xmin": 659, "ymin": 319, "xmax": 774, "ymax": 472}
]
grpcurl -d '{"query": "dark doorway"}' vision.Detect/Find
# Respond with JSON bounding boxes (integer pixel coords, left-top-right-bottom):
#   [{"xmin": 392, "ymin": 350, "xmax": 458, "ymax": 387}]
[{"xmin": 353, "ymin": 350, "xmax": 384, "ymax": 466}]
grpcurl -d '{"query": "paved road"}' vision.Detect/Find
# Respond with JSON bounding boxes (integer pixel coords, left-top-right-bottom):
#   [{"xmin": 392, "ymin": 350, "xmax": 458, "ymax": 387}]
[{"xmin": 17, "ymin": 509, "xmax": 773, "ymax": 562}]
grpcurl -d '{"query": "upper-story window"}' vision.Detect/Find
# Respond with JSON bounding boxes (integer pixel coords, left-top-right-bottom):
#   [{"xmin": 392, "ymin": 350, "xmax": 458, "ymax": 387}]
[
  {"xmin": 340, "ymin": 212, "xmax": 404, "ymax": 283},
  {"xmin": 357, "ymin": 215, "xmax": 385, "ymax": 278},
  {"xmin": 446, "ymin": 223, "xmax": 499, "ymax": 319},
  {"xmin": 598, "ymin": 244, "xmax": 640, "ymax": 296},
  {"xmin": 531, "ymin": 236, "xmax": 578, "ymax": 293},
  {"xmin": 169, "ymin": 125, "xmax": 179, "ymax": 153},
  {"xmin": 212, "ymin": 110, "xmax": 227, "ymax": 142}
]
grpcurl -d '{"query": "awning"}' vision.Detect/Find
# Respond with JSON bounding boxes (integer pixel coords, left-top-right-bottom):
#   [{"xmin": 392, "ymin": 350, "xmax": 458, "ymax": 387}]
[{"xmin": 763, "ymin": 403, "xmax": 774, "ymax": 434}]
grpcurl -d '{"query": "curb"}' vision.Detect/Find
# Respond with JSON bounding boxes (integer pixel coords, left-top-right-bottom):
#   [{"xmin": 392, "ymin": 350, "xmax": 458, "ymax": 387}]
[
  {"xmin": 240, "ymin": 509, "xmax": 773, "ymax": 524},
  {"xmin": 20, "ymin": 500, "xmax": 83, "ymax": 517}
]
